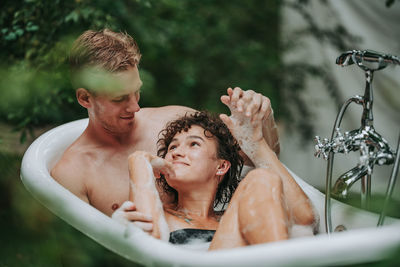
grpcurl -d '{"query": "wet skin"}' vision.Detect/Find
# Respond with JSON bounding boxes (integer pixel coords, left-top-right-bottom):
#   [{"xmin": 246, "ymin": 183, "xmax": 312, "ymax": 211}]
[
  {"xmin": 163, "ymin": 126, "xmax": 229, "ymax": 232},
  {"xmin": 52, "ymin": 68, "xmax": 281, "ymax": 222},
  {"xmin": 126, "ymin": 99, "xmax": 316, "ymax": 249},
  {"xmin": 51, "ymin": 66, "xmax": 194, "ymax": 216}
]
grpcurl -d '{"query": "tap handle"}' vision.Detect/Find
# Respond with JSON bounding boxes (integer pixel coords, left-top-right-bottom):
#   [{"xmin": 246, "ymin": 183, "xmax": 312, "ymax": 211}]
[
  {"xmin": 359, "ymin": 142, "xmax": 373, "ymax": 175},
  {"xmin": 336, "ymin": 49, "xmax": 400, "ymax": 70},
  {"xmin": 332, "ymin": 128, "xmax": 350, "ymax": 154},
  {"xmin": 343, "ymin": 131, "xmax": 350, "ymax": 154},
  {"xmin": 314, "ymin": 136, "xmax": 330, "ymax": 160}
]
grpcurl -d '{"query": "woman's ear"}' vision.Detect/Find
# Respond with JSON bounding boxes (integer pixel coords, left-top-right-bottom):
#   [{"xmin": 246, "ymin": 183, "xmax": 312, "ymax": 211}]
[
  {"xmin": 216, "ymin": 160, "xmax": 231, "ymax": 176},
  {"xmin": 76, "ymin": 88, "xmax": 92, "ymax": 108}
]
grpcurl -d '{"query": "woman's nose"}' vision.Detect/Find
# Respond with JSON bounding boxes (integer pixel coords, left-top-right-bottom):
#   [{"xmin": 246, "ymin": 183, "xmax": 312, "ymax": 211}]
[{"xmin": 171, "ymin": 146, "xmax": 184, "ymax": 158}]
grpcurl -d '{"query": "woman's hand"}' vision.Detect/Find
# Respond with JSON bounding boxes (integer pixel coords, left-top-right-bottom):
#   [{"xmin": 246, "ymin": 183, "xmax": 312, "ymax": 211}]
[
  {"xmin": 220, "ymin": 87, "xmax": 270, "ymax": 166},
  {"xmin": 128, "ymin": 151, "xmax": 175, "ymax": 180},
  {"xmin": 221, "ymin": 87, "xmax": 272, "ymax": 125},
  {"xmin": 220, "ymin": 87, "xmax": 280, "ymax": 156},
  {"xmin": 149, "ymin": 156, "xmax": 175, "ymax": 180}
]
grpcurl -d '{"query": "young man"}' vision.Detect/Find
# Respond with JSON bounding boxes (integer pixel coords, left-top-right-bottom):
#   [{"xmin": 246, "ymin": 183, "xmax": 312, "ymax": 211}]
[{"xmin": 51, "ymin": 29, "xmax": 280, "ymax": 222}]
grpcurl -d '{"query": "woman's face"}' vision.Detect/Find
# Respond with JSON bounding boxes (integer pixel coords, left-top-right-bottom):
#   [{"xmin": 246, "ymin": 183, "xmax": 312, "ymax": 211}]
[{"xmin": 164, "ymin": 125, "xmax": 222, "ymax": 189}]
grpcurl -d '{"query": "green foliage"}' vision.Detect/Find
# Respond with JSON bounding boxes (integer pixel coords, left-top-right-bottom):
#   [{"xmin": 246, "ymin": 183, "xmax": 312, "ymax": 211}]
[
  {"xmin": 126, "ymin": 0, "xmax": 282, "ymax": 114},
  {"xmin": 0, "ymin": 0, "xmax": 119, "ymax": 66},
  {"xmin": 0, "ymin": 0, "xmax": 284, "ymax": 142},
  {"xmin": 0, "ymin": 64, "xmax": 81, "ymax": 143},
  {"xmin": 0, "ymin": 0, "xmax": 370, "ymax": 142},
  {"xmin": 1, "ymin": 0, "xmax": 366, "ymax": 144},
  {"xmin": 0, "ymin": 0, "xmax": 124, "ymax": 141}
]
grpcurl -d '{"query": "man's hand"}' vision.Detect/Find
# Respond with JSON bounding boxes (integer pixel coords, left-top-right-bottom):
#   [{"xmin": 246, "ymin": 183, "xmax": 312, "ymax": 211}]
[{"xmin": 111, "ymin": 201, "xmax": 154, "ymax": 232}]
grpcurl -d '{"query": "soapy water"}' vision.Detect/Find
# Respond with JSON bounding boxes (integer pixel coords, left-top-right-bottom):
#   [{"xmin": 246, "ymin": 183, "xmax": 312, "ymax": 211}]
[{"xmin": 169, "ymin": 229, "xmax": 215, "ymax": 246}]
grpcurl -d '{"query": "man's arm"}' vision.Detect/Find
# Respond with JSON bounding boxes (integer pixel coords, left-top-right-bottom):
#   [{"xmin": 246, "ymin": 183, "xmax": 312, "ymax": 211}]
[
  {"xmin": 262, "ymin": 108, "xmax": 280, "ymax": 156},
  {"xmin": 51, "ymin": 158, "xmax": 90, "ymax": 204}
]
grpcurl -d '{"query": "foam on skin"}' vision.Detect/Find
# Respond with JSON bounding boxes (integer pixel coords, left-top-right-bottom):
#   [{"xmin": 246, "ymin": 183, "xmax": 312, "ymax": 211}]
[
  {"xmin": 150, "ymin": 157, "xmax": 166, "ymax": 174},
  {"xmin": 143, "ymin": 157, "xmax": 170, "ymax": 241},
  {"xmin": 228, "ymin": 108, "xmax": 269, "ymax": 169},
  {"xmin": 129, "ymin": 153, "xmax": 170, "ymax": 242}
]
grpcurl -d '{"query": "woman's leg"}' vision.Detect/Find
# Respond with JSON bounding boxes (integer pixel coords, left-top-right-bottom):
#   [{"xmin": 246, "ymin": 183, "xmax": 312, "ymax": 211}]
[{"xmin": 209, "ymin": 168, "xmax": 289, "ymax": 250}]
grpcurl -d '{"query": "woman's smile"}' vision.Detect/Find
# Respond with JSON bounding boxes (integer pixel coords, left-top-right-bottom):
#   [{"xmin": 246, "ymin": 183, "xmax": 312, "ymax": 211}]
[{"xmin": 172, "ymin": 161, "xmax": 189, "ymax": 166}]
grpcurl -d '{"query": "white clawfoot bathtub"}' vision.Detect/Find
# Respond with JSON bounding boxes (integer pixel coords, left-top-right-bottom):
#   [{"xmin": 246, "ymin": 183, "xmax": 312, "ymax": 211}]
[{"xmin": 20, "ymin": 119, "xmax": 400, "ymax": 266}]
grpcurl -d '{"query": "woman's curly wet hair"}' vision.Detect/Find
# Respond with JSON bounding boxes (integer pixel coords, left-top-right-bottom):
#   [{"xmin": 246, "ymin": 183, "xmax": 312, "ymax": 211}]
[{"xmin": 157, "ymin": 111, "xmax": 243, "ymax": 210}]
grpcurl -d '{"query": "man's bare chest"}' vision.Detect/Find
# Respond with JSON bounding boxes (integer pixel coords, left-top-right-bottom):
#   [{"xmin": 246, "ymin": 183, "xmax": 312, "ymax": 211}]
[{"xmin": 85, "ymin": 156, "xmax": 131, "ymax": 216}]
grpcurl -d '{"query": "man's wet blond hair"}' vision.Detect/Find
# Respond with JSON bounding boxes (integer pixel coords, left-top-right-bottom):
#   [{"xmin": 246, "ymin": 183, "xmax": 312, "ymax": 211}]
[{"xmin": 69, "ymin": 29, "xmax": 141, "ymax": 89}]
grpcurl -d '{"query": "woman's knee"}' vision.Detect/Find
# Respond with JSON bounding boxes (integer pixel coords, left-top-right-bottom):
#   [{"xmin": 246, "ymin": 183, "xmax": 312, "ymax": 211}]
[
  {"xmin": 244, "ymin": 168, "xmax": 282, "ymax": 189},
  {"xmin": 234, "ymin": 168, "xmax": 284, "ymax": 206},
  {"xmin": 237, "ymin": 168, "xmax": 289, "ymax": 244}
]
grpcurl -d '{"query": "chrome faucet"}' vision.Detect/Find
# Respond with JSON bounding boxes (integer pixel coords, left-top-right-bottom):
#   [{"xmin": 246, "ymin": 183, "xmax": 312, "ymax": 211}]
[
  {"xmin": 332, "ymin": 165, "xmax": 368, "ymax": 198},
  {"xmin": 314, "ymin": 50, "xmax": 400, "ymax": 234},
  {"xmin": 316, "ymin": 126, "xmax": 395, "ymax": 198}
]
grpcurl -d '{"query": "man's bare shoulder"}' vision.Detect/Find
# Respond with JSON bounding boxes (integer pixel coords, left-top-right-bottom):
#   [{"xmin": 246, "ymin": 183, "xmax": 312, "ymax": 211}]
[
  {"xmin": 139, "ymin": 105, "xmax": 196, "ymax": 122},
  {"xmin": 52, "ymin": 143, "xmax": 91, "ymax": 174},
  {"xmin": 50, "ymin": 137, "xmax": 96, "ymax": 202},
  {"xmin": 136, "ymin": 106, "xmax": 196, "ymax": 137}
]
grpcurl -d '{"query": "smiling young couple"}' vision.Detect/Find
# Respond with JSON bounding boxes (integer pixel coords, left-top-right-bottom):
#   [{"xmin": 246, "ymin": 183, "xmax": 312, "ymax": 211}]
[{"xmin": 51, "ymin": 29, "xmax": 316, "ymax": 250}]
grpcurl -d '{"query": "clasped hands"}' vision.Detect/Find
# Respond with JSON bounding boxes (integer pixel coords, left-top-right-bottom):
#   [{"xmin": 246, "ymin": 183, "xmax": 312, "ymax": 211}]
[{"xmin": 220, "ymin": 87, "xmax": 272, "ymax": 165}]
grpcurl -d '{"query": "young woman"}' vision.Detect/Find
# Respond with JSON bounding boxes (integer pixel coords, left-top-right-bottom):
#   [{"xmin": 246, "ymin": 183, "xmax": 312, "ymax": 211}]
[{"xmin": 126, "ymin": 108, "xmax": 317, "ymax": 250}]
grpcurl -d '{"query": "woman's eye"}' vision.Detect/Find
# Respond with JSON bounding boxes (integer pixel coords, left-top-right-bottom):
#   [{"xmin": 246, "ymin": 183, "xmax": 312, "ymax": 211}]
[
  {"xmin": 191, "ymin": 142, "xmax": 200, "ymax": 147},
  {"xmin": 168, "ymin": 145, "xmax": 177, "ymax": 151}
]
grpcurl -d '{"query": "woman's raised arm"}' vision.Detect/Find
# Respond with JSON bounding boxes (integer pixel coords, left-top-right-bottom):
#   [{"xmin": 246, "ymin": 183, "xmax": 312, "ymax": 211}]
[{"xmin": 127, "ymin": 151, "xmax": 173, "ymax": 241}]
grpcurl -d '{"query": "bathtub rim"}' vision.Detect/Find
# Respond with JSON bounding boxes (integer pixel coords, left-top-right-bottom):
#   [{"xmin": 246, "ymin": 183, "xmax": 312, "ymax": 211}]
[{"xmin": 20, "ymin": 118, "xmax": 400, "ymax": 266}]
